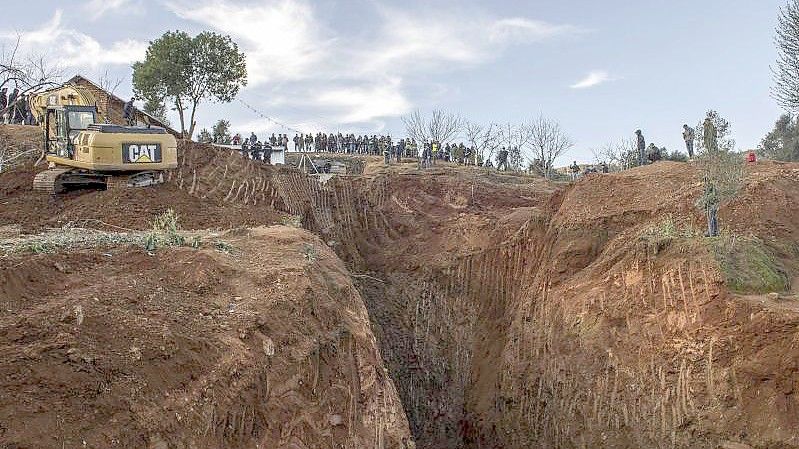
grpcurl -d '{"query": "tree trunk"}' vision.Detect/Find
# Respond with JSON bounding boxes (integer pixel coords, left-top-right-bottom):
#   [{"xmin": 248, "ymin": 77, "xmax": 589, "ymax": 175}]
[
  {"xmin": 187, "ymin": 99, "xmax": 199, "ymax": 141},
  {"xmin": 175, "ymin": 97, "xmax": 186, "ymax": 139}
]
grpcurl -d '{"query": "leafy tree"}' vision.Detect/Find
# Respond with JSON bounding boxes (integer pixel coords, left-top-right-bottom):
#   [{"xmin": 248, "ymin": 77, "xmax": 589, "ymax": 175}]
[
  {"xmin": 142, "ymin": 97, "xmax": 170, "ymax": 127},
  {"xmin": 197, "ymin": 128, "xmax": 212, "ymax": 143},
  {"xmin": 212, "ymin": 119, "xmax": 231, "ymax": 144},
  {"xmin": 773, "ymin": 0, "xmax": 799, "ymax": 111},
  {"xmin": 758, "ymin": 113, "xmax": 799, "ymax": 161},
  {"xmin": 662, "ymin": 148, "xmax": 688, "ymax": 162},
  {"xmin": 694, "ymin": 115, "xmax": 743, "ymax": 237},
  {"xmin": 132, "ymin": 30, "xmax": 247, "ymax": 140}
]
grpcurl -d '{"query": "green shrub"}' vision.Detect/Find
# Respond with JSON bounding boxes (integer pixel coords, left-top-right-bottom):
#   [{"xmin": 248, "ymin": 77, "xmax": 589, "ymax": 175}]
[
  {"xmin": 710, "ymin": 234, "xmax": 789, "ymax": 294},
  {"xmin": 145, "ymin": 209, "xmax": 185, "ymax": 250}
]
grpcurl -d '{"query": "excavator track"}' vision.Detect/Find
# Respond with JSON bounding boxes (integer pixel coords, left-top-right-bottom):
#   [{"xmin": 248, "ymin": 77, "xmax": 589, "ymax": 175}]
[
  {"xmin": 34, "ymin": 167, "xmax": 166, "ymax": 194},
  {"xmin": 33, "ymin": 168, "xmax": 110, "ymax": 194},
  {"xmin": 32, "ymin": 168, "xmax": 72, "ymax": 194},
  {"xmin": 106, "ymin": 171, "xmax": 165, "ymax": 190}
]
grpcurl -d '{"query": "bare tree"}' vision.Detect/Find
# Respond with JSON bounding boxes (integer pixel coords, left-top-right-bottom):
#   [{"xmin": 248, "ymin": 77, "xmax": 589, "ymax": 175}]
[
  {"xmin": 526, "ymin": 115, "xmax": 573, "ymax": 179},
  {"xmin": 496, "ymin": 122, "xmax": 533, "ymax": 171},
  {"xmin": 591, "ymin": 138, "xmax": 638, "ymax": 172},
  {"xmin": 0, "ymin": 37, "xmax": 63, "ymax": 92},
  {"xmin": 98, "ymin": 69, "xmax": 124, "ymax": 96},
  {"xmin": 428, "ymin": 109, "xmax": 462, "ymax": 144},
  {"xmin": 773, "ymin": 0, "xmax": 799, "ymax": 111},
  {"xmin": 463, "ymin": 121, "xmax": 501, "ymax": 165},
  {"xmin": 402, "ymin": 109, "xmax": 462, "ymax": 145},
  {"xmin": 402, "ymin": 110, "xmax": 428, "ymax": 144},
  {"xmin": 0, "ymin": 36, "xmax": 64, "ymax": 120},
  {"xmin": 498, "ymin": 122, "xmax": 532, "ymax": 151}
]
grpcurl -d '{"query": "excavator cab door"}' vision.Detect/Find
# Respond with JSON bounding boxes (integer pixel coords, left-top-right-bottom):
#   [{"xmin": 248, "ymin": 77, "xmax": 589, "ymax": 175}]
[
  {"xmin": 44, "ymin": 108, "xmax": 72, "ymax": 159},
  {"xmin": 44, "ymin": 107, "xmax": 95, "ymax": 160}
]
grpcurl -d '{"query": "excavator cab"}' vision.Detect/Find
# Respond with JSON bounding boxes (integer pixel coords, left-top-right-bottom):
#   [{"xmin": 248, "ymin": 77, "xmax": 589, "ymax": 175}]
[{"xmin": 43, "ymin": 105, "xmax": 97, "ymax": 159}]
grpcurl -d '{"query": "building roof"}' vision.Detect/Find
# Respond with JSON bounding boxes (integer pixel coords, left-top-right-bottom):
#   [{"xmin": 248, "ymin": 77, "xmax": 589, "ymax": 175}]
[{"xmin": 67, "ymin": 75, "xmax": 179, "ymax": 136}]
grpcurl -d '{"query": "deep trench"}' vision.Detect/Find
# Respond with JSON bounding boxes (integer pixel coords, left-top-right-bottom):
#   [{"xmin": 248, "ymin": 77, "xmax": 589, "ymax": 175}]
[
  {"xmin": 273, "ymin": 169, "xmax": 551, "ymax": 448},
  {"xmin": 168, "ymin": 149, "xmax": 799, "ymax": 449}
]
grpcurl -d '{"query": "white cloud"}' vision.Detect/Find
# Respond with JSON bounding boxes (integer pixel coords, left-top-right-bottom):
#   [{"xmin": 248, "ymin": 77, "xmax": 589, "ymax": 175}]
[
  {"xmin": 315, "ymin": 78, "xmax": 412, "ymax": 124},
  {"xmin": 82, "ymin": 0, "xmax": 143, "ymax": 21},
  {"xmin": 489, "ymin": 18, "xmax": 584, "ymax": 44},
  {"xmin": 166, "ymin": 0, "xmax": 327, "ymax": 86},
  {"xmin": 166, "ymin": 0, "xmax": 583, "ymax": 129},
  {"xmin": 359, "ymin": 8, "xmax": 586, "ymax": 75},
  {"xmin": 0, "ymin": 10, "xmax": 146, "ymax": 69},
  {"xmin": 570, "ymin": 70, "xmax": 614, "ymax": 89}
]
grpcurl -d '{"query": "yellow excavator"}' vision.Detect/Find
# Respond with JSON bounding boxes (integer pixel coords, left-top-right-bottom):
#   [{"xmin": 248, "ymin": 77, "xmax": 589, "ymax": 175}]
[{"xmin": 29, "ymin": 83, "xmax": 178, "ymax": 193}]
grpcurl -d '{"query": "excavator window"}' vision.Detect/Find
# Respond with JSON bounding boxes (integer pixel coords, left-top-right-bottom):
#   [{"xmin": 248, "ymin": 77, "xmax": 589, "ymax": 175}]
[{"xmin": 67, "ymin": 111, "xmax": 95, "ymax": 130}]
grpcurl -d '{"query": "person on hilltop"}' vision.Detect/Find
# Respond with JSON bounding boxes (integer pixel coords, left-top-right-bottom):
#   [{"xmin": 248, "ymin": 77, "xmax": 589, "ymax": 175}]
[
  {"xmin": 496, "ymin": 147, "xmax": 509, "ymax": 171},
  {"xmin": 570, "ymin": 160, "xmax": 580, "ymax": 180},
  {"xmin": 396, "ymin": 138, "xmax": 405, "ymax": 163},
  {"xmin": 682, "ymin": 124, "xmax": 695, "ymax": 158},
  {"xmin": 700, "ymin": 176, "xmax": 720, "ymax": 237},
  {"xmin": 249, "ymin": 132, "xmax": 258, "ymax": 146},
  {"xmin": 646, "ymin": 143, "xmax": 662, "ymax": 163},
  {"xmin": 703, "ymin": 117, "xmax": 718, "ymax": 152},
  {"xmin": 7, "ymin": 88, "xmax": 19, "ymax": 121},
  {"xmin": 0, "ymin": 88, "xmax": 7, "ymax": 122},
  {"xmin": 635, "ymin": 129, "xmax": 646, "ymax": 166}
]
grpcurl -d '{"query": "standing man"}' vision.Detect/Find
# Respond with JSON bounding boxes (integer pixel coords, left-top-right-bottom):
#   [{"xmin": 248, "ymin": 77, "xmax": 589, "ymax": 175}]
[
  {"xmin": 20, "ymin": 95, "xmax": 32, "ymax": 125},
  {"xmin": 8, "ymin": 88, "xmax": 19, "ymax": 124},
  {"xmin": 570, "ymin": 161, "xmax": 580, "ymax": 180},
  {"xmin": 635, "ymin": 129, "xmax": 646, "ymax": 166},
  {"xmin": 123, "ymin": 97, "xmax": 136, "ymax": 126},
  {"xmin": 703, "ymin": 118, "xmax": 718, "ymax": 153},
  {"xmin": 701, "ymin": 177, "xmax": 720, "ymax": 237},
  {"xmin": 249, "ymin": 132, "xmax": 258, "ymax": 146},
  {"xmin": 682, "ymin": 124, "xmax": 695, "ymax": 158},
  {"xmin": 496, "ymin": 147, "xmax": 509, "ymax": 171},
  {"xmin": 0, "ymin": 88, "xmax": 7, "ymax": 124},
  {"xmin": 396, "ymin": 139, "xmax": 404, "ymax": 163}
]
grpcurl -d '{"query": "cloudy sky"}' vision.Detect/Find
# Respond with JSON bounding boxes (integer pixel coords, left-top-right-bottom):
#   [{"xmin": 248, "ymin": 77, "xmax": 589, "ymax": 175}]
[{"xmin": 0, "ymin": 0, "xmax": 786, "ymax": 163}]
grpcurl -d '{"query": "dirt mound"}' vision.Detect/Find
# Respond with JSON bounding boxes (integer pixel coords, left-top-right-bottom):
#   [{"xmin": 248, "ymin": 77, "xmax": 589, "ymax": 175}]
[
  {"xmin": 0, "ymin": 226, "xmax": 412, "ymax": 448},
  {"xmin": 0, "ymin": 141, "xmax": 287, "ymax": 231},
  {"xmin": 0, "ymin": 124, "xmax": 41, "ymax": 153}
]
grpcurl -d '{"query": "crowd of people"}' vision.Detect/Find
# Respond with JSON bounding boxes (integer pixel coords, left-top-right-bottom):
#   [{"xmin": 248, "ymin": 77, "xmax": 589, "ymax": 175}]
[
  {"xmin": 0, "ymin": 87, "xmax": 34, "ymax": 125},
  {"xmin": 224, "ymin": 119, "xmax": 724, "ymax": 178},
  {"xmin": 228, "ymin": 131, "xmax": 489, "ymax": 167}
]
